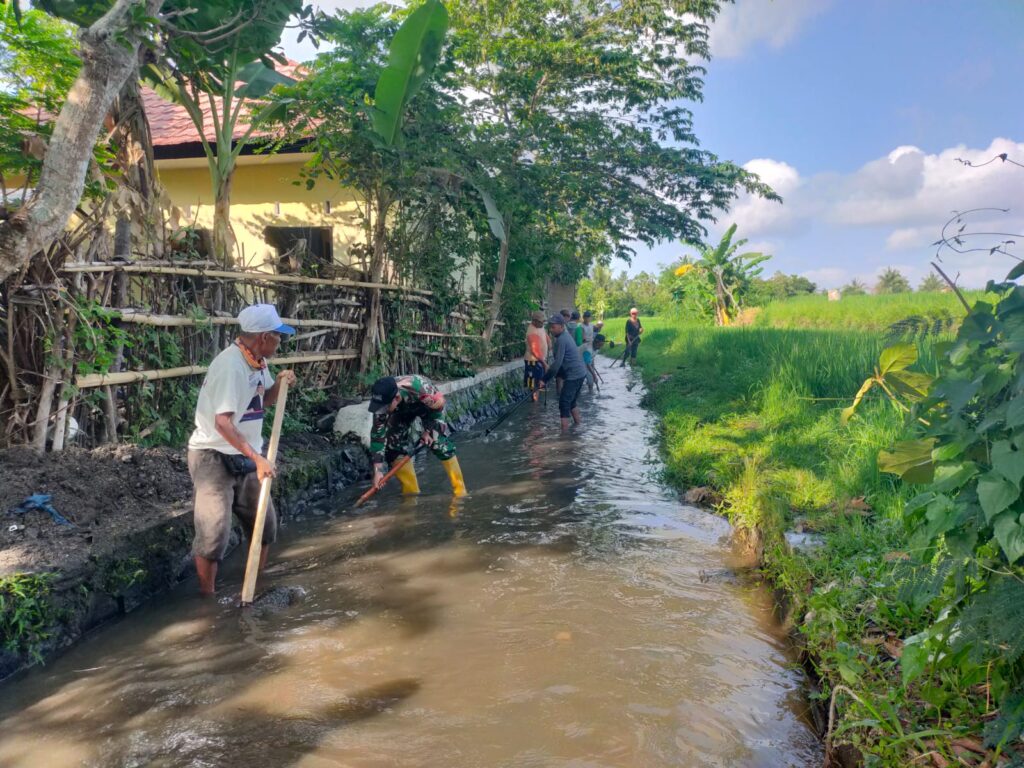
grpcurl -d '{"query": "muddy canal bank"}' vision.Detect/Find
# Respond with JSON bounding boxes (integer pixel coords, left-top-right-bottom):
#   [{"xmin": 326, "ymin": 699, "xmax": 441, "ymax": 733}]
[{"xmin": 0, "ymin": 362, "xmax": 523, "ymax": 680}]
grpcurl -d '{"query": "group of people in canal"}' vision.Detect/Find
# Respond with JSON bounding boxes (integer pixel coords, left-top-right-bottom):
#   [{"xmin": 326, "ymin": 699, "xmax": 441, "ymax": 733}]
[
  {"xmin": 522, "ymin": 307, "xmax": 641, "ymax": 428},
  {"xmin": 185, "ymin": 302, "xmax": 642, "ymax": 595}
]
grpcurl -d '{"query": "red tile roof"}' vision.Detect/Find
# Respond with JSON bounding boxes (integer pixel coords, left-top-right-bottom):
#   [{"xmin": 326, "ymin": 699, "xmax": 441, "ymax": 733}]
[{"xmin": 146, "ymin": 61, "xmax": 304, "ymax": 148}]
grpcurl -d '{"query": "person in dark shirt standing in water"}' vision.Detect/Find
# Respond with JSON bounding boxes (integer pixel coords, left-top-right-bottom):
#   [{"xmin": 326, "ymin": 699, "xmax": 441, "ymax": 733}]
[
  {"xmin": 543, "ymin": 314, "xmax": 588, "ymax": 430},
  {"xmin": 625, "ymin": 307, "xmax": 643, "ymax": 364}
]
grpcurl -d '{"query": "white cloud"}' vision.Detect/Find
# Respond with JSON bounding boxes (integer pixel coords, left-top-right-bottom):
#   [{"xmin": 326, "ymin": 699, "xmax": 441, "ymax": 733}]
[
  {"xmin": 725, "ymin": 158, "xmax": 805, "ymax": 236},
  {"xmin": 885, "ymin": 227, "xmax": 934, "ymax": 251},
  {"xmin": 830, "ymin": 137, "xmax": 1024, "ymax": 228},
  {"xmin": 709, "ymin": 0, "xmax": 831, "ymax": 59},
  {"xmin": 731, "ymin": 138, "xmax": 1024, "ymax": 248},
  {"xmin": 715, "ymin": 137, "xmax": 1024, "ymax": 288}
]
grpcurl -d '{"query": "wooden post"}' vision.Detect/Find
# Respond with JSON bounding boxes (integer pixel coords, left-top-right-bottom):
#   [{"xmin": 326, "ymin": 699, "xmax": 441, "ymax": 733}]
[{"xmin": 240, "ymin": 379, "xmax": 289, "ymax": 607}]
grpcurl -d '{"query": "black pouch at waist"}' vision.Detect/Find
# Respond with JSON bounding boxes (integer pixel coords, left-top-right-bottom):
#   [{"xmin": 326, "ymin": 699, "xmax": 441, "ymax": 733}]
[{"xmin": 218, "ymin": 452, "xmax": 258, "ymax": 477}]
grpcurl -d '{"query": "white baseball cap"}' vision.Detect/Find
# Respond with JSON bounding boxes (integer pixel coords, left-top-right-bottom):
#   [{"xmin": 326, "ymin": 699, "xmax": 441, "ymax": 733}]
[{"xmin": 237, "ymin": 304, "xmax": 295, "ymax": 335}]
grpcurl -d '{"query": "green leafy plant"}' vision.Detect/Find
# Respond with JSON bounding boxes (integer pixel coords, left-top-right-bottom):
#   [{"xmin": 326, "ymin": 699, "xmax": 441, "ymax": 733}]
[
  {"xmin": 72, "ymin": 296, "xmax": 131, "ymax": 377},
  {"xmin": 875, "ymin": 267, "xmax": 913, "ymax": 295},
  {"xmin": 0, "ymin": 573, "xmax": 55, "ymax": 662},
  {"xmin": 874, "ymin": 279, "xmax": 1024, "ymax": 756},
  {"xmin": 101, "ymin": 557, "xmax": 146, "ymax": 595},
  {"xmin": 370, "ymin": 0, "xmax": 449, "ymax": 147},
  {"xmin": 842, "ymin": 343, "xmax": 933, "ymax": 428},
  {"xmin": 672, "ymin": 224, "xmax": 771, "ymax": 326}
]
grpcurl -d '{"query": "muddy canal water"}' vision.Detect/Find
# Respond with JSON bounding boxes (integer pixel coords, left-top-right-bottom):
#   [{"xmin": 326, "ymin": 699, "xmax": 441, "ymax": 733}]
[{"xmin": 0, "ymin": 365, "xmax": 821, "ymax": 767}]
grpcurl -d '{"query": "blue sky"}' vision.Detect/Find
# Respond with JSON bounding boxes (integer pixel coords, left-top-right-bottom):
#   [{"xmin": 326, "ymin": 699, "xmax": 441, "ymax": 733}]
[
  {"xmin": 283, "ymin": 0, "xmax": 1024, "ymax": 289},
  {"xmin": 632, "ymin": 0, "xmax": 1024, "ymax": 288}
]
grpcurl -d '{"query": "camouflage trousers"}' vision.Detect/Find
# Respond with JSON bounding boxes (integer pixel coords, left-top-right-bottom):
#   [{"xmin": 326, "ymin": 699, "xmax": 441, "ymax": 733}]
[{"xmin": 383, "ymin": 417, "xmax": 456, "ymax": 463}]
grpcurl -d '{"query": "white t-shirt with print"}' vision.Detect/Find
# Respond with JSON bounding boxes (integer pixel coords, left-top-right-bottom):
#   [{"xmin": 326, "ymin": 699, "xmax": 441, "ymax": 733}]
[{"xmin": 188, "ymin": 344, "xmax": 274, "ymax": 454}]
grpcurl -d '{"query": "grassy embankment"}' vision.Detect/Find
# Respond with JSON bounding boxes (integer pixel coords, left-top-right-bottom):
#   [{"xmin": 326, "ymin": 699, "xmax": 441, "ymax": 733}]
[{"xmin": 604, "ymin": 299, "xmax": 989, "ymax": 765}]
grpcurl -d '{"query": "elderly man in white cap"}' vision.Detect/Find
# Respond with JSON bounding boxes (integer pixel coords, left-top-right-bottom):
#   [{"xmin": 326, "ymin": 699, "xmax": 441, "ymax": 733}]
[{"xmin": 186, "ymin": 304, "xmax": 297, "ymax": 596}]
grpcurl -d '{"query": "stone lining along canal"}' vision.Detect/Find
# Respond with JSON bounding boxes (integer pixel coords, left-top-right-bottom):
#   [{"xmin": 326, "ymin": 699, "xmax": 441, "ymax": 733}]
[{"xmin": 0, "ymin": 364, "xmax": 822, "ymax": 767}]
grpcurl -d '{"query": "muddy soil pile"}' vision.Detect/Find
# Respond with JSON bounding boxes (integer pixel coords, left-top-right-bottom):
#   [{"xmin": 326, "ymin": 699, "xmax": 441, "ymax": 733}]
[{"xmin": 0, "ymin": 445, "xmax": 193, "ymax": 574}]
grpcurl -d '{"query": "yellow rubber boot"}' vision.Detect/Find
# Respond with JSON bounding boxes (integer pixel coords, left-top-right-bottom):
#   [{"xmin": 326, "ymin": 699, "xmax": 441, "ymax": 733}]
[
  {"xmin": 442, "ymin": 456, "xmax": 467, "ymax": 497},
  {"xmin": 394, "ymin": 458, "xmax": 420, "ymax": 495}
]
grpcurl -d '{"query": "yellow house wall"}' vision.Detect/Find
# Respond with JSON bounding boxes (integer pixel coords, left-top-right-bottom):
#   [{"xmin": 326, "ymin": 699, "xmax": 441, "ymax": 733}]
[
  {"xmin": 12, "ymin": 152, "xmax": 480, "ymax": 290},
  {"xmin": 156, "ymin": 155, "xmax": 366, "ymax": 270}
]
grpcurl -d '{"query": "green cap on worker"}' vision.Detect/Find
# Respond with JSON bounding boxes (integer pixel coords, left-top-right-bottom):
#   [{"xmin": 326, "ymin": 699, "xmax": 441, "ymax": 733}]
[{"xmin": 237, "ymin": 304, "xmax": 295, "ymax": 335}]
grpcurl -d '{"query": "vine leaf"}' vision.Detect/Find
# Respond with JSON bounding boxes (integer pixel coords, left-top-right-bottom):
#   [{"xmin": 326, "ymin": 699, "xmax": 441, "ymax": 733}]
[
  {"xmin": 992, "ymin": 440, "xmax": 1024, "ymax": 487},
  {"xmin": 879, "ymin": 343, "xmax": 917, "ymax": 375},
  {"xmin": 841, "ymin": 378, "xmax": 874, "ymax": 425},
  {"xmin": 878, "ymin": 439, "xmax": 936, "ymax": 484},
  {"xmin": 992, "ymin": 510, "xmax": 1024, "ymax": 563},
  {"xmin": 978, "ymin": 473, "xmax": 1020, "ymax": 522},
  {"xmin": 887, "ymin": 370, "xmax": 933, "ymax": 401}
]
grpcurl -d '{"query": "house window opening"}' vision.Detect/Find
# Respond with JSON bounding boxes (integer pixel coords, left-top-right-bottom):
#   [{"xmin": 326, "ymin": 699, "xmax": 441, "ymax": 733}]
[{"xmin": 264, "ymin": 226, "xmax": 333, "ymax": 275}]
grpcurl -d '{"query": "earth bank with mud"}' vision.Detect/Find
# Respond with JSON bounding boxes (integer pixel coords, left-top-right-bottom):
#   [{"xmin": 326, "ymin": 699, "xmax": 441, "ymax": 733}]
[
  {"xmin": 0, "ymin": 362, "xmax": 524, "ymax": 681},
  {"xmin": 0, "ymin": 435, "xmax": 371, "ymax": 680}
]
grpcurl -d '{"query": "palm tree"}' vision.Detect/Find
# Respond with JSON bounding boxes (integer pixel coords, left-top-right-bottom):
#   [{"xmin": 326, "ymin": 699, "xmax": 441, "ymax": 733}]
[
  {"xmin": 695, "ymin": 224, "xmax": 770, "ymax": 326},
  {"xmin": 875, "ymin": 267, "xmax": 912, "ymax": 295},
  {"xmin": 919, "ymin": 272, "xmax": 945, "ymax": 292},
  {"xmin": 841, "ymin": 279, "xmax": 868, "ymax": 296}
]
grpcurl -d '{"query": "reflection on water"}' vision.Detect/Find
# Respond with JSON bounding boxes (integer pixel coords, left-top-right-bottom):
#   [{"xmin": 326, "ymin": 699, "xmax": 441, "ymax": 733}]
[{"xmin": 0, "ymin": 364, "xmax": 821, "ymax": 767}]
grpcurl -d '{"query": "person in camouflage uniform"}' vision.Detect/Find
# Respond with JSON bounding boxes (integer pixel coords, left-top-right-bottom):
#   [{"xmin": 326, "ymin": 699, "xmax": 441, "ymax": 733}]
[{"xmin": 367, "ymin": 374, "xmax": 466, "ymax": 496}]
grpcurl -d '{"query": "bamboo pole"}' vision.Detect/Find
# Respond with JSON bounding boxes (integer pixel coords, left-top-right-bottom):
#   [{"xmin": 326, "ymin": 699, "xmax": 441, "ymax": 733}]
[
  {"xmin": 240, "ymin": 379, "xmax": 288, "ymax": 607},
  {"xmin": 60, "ymin": 262, "xmax": 433, "ymax": 296},
  {"xmin": 74, "ymin": 350, "xmax": 360, "ymax": 388},
  {"xmin": 396, "ymin": 294, "xmax": 433, "ymax": 305},
  {"xmin": 114, "ymin": 310, "xmax": 361, "ymax": 331},
  {"xmin": 293, "ymin": 296, "xmax": 364, "ymax": 311},
  {"xmin": 399, "ymin": 346, "xmax": 472, "ymax": 363},
  {"xmin": 411, "ymin": 331, "xmax": 486, "ymax": 340}
]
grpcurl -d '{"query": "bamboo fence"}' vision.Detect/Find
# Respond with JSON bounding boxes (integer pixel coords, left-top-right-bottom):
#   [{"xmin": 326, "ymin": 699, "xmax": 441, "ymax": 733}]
[{"xmin": 1, "ymin": 254, "xmax": 497, "ymax": 450}]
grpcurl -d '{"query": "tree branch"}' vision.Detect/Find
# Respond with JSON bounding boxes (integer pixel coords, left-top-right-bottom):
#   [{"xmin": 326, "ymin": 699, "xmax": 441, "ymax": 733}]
[{"xmin": 0, "ymin": 0, "xmax": 163, "ymax": 281}]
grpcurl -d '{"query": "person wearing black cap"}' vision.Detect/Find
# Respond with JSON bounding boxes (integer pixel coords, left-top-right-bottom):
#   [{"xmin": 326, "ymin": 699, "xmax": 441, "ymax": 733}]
[
  {"xmin": 543, "ymin": 314, "xmax": 588, "ymax": 430},
  {"xmin": 367, "ymin": 374, "xmax": 466, "ymax": 496}
]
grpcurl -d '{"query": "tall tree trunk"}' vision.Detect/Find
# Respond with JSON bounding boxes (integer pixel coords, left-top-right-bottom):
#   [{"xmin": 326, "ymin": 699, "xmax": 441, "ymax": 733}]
[
  {"xmin": 359, "ymin": 194, "xmax": 390, "ymax": 373},
  {"xmin": 0, "ymin": 0, "xmax": 161, "ymax": 282},
  {"xmin": 213, "ymin": 169, "xmax": 236, "ymax": 266},
  {"xmin": 483, "ymin": 219, "xmax": 511, "ymax": 342},
  {"xmin": 111, "ymin": 78, "xmax": 159, "ymax": 259}
]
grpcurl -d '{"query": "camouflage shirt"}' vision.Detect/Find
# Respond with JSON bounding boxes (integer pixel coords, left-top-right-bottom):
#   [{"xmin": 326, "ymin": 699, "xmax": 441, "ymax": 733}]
[{"xmin": 370, "ymin": 375, "xmax": 447, "ymax": 464}]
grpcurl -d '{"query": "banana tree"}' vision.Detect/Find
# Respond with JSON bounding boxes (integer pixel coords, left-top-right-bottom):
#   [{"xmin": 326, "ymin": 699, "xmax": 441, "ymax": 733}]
[
  {"xmin": 675, "ymin": 224, "xmax": 770, "ymax": 325},
  {"xmin": 359, "ymin": 0, "xmax": 449, "ymax": 370},
  {"xmin": 142, "ymin": 0, "xmax": 307, "ymax": 264}
]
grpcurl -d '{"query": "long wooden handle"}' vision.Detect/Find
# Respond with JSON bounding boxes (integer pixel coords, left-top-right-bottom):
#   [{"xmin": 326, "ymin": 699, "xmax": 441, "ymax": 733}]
[
  {"xmin": 354, "ymin": 453, "xmax": 414, "ymax": 508},
  {"xmin": 484, "ymin": 391, "xmax": 531, "ymax": 436},
  {"xmin": 240, "ymin": 379, "xmax": 289, "ymax": 606}
]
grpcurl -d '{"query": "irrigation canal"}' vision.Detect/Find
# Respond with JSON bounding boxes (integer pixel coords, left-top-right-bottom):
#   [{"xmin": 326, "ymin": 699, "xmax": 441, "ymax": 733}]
[{"xmin": 0, "ymin": 363, "xmax": 821, "ymax": 767}]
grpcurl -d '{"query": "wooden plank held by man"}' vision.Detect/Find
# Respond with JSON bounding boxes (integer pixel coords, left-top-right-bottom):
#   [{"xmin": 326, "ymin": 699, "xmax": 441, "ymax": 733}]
[{"xmin": 240, "ymin": 378, "xmax": 289, "ymax": 607}]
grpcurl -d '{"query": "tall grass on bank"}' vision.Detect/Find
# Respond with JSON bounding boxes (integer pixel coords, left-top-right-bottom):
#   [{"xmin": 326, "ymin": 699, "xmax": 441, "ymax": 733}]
[
  {"xmin": 753, "ymin": 291, "xmax": 990, "ymax": 331},
  {"xmin": 606, "ymin": 317, "xmax": 987, "ymax": 764}
]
